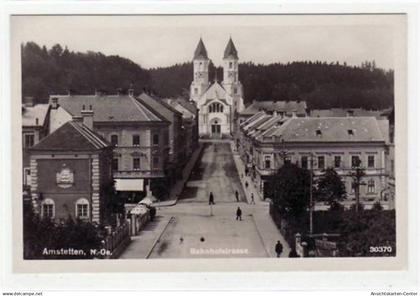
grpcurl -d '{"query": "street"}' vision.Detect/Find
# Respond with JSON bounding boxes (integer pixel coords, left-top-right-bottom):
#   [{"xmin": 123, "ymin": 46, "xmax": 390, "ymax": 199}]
[{"xmin": 120, "ymin": 142, "xmax": 290, "ymax": 259}]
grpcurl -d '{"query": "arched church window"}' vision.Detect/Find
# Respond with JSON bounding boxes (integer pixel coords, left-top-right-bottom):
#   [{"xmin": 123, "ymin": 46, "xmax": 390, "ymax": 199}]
[
  {"xmin": 209, "ymin": 105, "xmax": 213, "ymax": 113},
  {"xmin": 220, "ymin": 105, "xmax": 224, "ymax": 112}
]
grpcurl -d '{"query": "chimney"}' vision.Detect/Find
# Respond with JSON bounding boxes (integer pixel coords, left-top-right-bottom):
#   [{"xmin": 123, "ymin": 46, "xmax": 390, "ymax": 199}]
[
  {"xmin": 23, "ymin": 96, "xmax": 34, "ymax": 107},
  {"xmin": 347, "ymin": 110, "xmax": 354, "ymax": 117},
  {"xmin": 128, "ymin": 88, "xmax": 134, "ymax": 97},
  {"xmin": 51, "ymin": 97, "xmax": 59, "ymax": 109},
  {"xmin": 81, "ymin": 109, "xmax": 94, "ymax": 130},
  {"xmin": 35, "ymin": 118, "xmax": 39, "ymax": 126},
  {"xmin": 72, "ymin": 115, "xmax": 83, "ymax": 123},
  {"xmin": 116, "ymin": 88, "xmax": 122, "ymax": 96}
]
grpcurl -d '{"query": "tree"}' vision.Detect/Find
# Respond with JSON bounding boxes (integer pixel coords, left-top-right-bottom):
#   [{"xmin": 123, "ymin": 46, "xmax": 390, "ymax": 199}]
[
  {"xmin": 266, "ymin": 163, "xmax": 311, "ymax": 217},
  {"xmin": 315, "ymin": 168, "xmax": 346, "ymax": 210}
]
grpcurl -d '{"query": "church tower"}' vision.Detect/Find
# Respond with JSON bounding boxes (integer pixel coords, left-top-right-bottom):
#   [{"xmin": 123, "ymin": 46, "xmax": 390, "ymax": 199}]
[
  {"xmin": 190, "ymin": 38, "xmax": 210, "ymax": 103},
  {"xmin": 222, "ymin": 37, "xmax": 244, "ymax": 113}
]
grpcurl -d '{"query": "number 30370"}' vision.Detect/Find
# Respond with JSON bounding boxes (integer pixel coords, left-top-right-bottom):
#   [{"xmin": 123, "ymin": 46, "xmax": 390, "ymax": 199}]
[{"xmin": 370, "ymin": 246, "xmax": 392, "ymax": 253}]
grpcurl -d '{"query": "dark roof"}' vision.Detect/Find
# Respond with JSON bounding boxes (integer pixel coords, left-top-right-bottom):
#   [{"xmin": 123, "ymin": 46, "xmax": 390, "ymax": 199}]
[
  {"xmin": 310, "ymin": 108, "xmax": 387, "ymax": 119},
  {"xmin": 50, "ymin": 95, "xmax": 168, "ymax": 123},
  {"xmin": 194, "ymin": 38, "xmax": 208, "ymax": 60},
  {"xmin": 223, "ymin": 37, "xmax": 238, "ymax": 59},
  {"xmin": 30, "ymin": 121, "xmax": 110, "ymax": 151},
  {"xmin": 240, "ymin": 100, "xmax": 308, "ymax": 116},
  {"xmin": 137, "ymin": 93, "xmax": 183, "ymax": 120},
  {"xmin": 259, "ymin": 117, "xmax": 386, "ymax": 143}
]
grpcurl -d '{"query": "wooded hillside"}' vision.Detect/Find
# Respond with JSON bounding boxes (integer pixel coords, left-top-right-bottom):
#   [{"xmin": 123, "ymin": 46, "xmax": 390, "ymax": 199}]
[{"xmin": 22, "ymin": 42, "xmax": 394, "ymax": 109}]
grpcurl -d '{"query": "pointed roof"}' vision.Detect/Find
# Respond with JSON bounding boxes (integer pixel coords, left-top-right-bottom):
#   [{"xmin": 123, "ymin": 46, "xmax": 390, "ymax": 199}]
[
  {"xmin": 193, "ymin": 38, "xmax": 208, "ymax": 60},
  {"xmin": 30, "ymin": 121, "xmax": 110, "ymax": 151},
  {"xmin": 223, "ymin": 37, "xmax": 238, "ymax": 59}
]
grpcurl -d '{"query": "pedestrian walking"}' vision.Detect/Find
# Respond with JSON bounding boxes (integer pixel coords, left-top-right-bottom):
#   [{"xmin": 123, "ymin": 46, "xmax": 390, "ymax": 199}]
[
  {"xmin": 275, "ymin": 241, "xmax": 283, "ymax": 258},
  {"xmin": 236, "ymin": 207, "xmax": 242, "ymax": 221},
  {"xmin": 209, "ymin": 192, "xmax": 215, "ymax": 205},
  {"xmin": 235, "ymin": 190, "xmax": 239, "ymax": 202},
  {"xmin": 149, "ymin": 206, "xmax": 156, "ymax": 222},
  {"xmin": 250, "ymin": 193, "xmax": 255, "ymax": 204}
]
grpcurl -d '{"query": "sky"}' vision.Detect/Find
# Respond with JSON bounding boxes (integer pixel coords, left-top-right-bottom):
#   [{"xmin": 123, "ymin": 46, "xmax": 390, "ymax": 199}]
[{"xmin": 12, "ymin": 15, "xmax": 404, "ymax": 70}]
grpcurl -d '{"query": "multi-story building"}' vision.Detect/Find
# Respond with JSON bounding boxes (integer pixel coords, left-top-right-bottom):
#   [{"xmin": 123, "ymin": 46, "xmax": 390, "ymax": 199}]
[
  {"xmin": 163, "ymin": 97, "xmax": 199, "ymax": 158},
  {"xmin": 240, "ymin": 113, "xmax": 391, "ymax": 209},
  {"xmin": 48, "ymin": 91, "xmax": 170, "ymax": 200},
  {"xmin": 137, "ymin": 92, "xmax": 184, "ymax": 179},
  {"xmin": 29, "ymin": 117, "xmax": 113, "ymax": 224},
  {"xmin": 22, "ymin": 97, "xmax": 50, "ymax": 188}
]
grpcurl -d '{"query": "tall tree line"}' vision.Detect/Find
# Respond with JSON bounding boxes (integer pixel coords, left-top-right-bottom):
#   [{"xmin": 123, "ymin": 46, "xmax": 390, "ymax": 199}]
[{"xmin": 22, "ymin": 42, "xmax": 394, "ymax": 109}]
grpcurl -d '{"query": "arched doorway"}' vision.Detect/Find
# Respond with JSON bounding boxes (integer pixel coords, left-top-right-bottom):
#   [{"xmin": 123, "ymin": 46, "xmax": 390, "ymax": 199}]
[{"xmin": 210, "ymin": 119, "xmax": 221, "ymax": 138}]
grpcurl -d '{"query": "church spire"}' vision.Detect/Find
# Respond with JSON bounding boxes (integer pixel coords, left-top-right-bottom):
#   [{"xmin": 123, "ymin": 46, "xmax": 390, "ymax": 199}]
[
  {"xmin": 223, "ymin": 37, "xmax": 238, "ymax": 59},
  {"xmin": 193, "ymin": 38, "xmax": 208, "ymax": 60}
]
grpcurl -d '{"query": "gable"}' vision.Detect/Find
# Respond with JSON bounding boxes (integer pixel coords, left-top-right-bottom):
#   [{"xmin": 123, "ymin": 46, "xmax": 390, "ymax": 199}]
[{"xmin": 197, "ymin": 82, "xmax": 233, "ymax": 107}]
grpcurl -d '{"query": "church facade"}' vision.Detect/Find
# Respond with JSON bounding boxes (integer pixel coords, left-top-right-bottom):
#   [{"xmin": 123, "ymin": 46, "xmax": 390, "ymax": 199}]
[{"xmin": 190, "ymin": 38, "xmax": 245, "ymax": 138}]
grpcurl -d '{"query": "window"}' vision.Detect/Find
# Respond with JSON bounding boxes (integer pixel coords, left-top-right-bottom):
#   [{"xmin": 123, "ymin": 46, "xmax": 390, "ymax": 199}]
[
  {"xmin": 264, "ymin": 156, "xmax": 271, "ymax": 169},
  {"xmin": 209, "ymin": 103, "xmax": 223, "ymax": 113},
  {"xmin": 110, "ymin": 135, "xmax": 118, "ymax": 146},
  {"xmin": 334, "ymin": 156, "xmax": 341, "ymax": 168},
  {"xmin": 317, "ymin": 156, "xmax": 325, "ymax": 169},
  {"xmin": 229, "ymin": 62, "xmax": 233, "ymax": 69},
  {"xmin": 75, "ymin": 198, "xmax": 89, "ymax": 219},
  {"xmin": 153, "ymin": 157, "xmax": 159, "ymax": 168},
  {"xmin": 194, "ymin": 88, "xmax": 198, "ymax": 95},
  {"xmin": 367, "ymin": 179, "xmax": 375, "ymax": 194},
  {"xmin": 347, "ymin": 129, "xmax": 354, "ymax": 136},
  {"xmin": 234, "ymin": 87, "xmax": 238, "ymax": 94},
  {"xmin": 368, "ymin": 155, "xmax": 375, "ymax": 168},
  {"xmin": 132, "ymin": 135, "xmax": 140, "ymax": 146},
  {"xmin": 316, "ymin": 129, "xmax": 322, "ymax": 136},
  {"xmin": 351, "ymin": 155, "xmax": 361, "ymax": 168},
  {"xmin": 153, "ymin": 134, "xmax": 159, "ymax": 145},
  {"xmin": 24, "ymin": 134, "xmax": 35, "ymax": 148},
  {"xmin": 133, "ymin": 158, "xmax": 140, "ymax": 170},
  {"xmin": 112, "ymin": 158, "xmax": 119, "ymax": 171},
  {"xmin": 41, "ymin": 199, "xmax": 55, "ymax": 219},
  {"xmin": 301, "ymin": 156, "xmax": 308, "ymax": 169}
]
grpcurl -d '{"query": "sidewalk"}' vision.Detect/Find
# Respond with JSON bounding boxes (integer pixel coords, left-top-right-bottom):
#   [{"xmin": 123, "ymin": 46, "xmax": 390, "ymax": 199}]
[
  {"xmin": 154, "ymin": 144, "xmax": 204, "ymax": 207},
  {"xmin": 118, "ymin": 215, "xmax": 172, "ymax": 259},
  {"xmin": 230, "ymin": 142, "xmax": 266, "ymax": 205}
]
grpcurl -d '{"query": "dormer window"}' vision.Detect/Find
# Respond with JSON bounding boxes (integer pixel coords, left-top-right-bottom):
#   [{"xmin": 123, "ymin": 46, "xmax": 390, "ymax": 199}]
[
  {"xmin": 316, "ymin": 129, "xmax": 322, "ymax": 136},
  {"xmin": 348, "ymin": 129, "xmax": 354, "ymax": 136}
]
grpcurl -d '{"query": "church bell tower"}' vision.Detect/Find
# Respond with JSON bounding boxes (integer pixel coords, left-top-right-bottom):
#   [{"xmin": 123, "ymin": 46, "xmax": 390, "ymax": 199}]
[
  {"xmin": 190, "ymin": 38, "xmax": 210, "ymax": 103},
  {"xmin": 222, "ymin": 37, "xmax": 244, "ymax": 113}
]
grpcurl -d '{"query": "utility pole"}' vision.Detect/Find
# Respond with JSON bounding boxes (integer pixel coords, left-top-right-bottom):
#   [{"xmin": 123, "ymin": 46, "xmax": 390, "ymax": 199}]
[
  {"xmin": 349, "ymin": 157, "xmax": 366, "ymax": 213},
  {"xmin": 309, "ymin": 153, "xmax": 314, "ymax": 235}
]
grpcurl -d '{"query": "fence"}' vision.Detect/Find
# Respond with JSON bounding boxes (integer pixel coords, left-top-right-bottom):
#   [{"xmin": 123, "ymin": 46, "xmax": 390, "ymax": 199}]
[{"xmin": 102, "ymin": 221, "xmax": 131, "ymax": 258}]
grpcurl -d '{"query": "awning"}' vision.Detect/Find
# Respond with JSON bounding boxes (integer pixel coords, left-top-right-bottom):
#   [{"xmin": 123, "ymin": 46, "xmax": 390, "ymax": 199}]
[{"xmin": 115, "ymin": 178, "xmax": 144, "ymax": 191}]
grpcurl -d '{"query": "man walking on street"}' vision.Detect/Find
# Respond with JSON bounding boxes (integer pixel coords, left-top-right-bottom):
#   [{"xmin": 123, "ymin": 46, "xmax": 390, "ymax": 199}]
[
  {"xmin": 235, "ymin": 190, "xmax": 239, "ymax": 202},
  {"xmin": 250, "ymin": 193, "xmax": 255, "ymax": 204},
  {"xmin": 236, "ymin": 207, "xmax": 242, "ymax": 221},
  {"xmin": 275, "ymin": 241, "xmax": 283, "ymax": 258},
  {"xmin": 209, "ymin": 192, "xmax": 215, "ymax": 205}
]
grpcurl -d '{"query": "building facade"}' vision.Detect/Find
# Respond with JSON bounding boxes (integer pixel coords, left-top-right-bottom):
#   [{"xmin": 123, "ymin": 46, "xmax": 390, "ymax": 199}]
[
  {"xmin": 190, "ymin": 38, "xmax": 244, "ymax": 138},
  {"xmin": 49, "ymin": 92, "xmax": 170, "ymax": 200},
  {"xmin": 29, "ymin": 119, "xmax": 113, "ymax": 224},
  {"xmin": 239, "ymin": 114, "xmax": 392, "ymax": 209}
]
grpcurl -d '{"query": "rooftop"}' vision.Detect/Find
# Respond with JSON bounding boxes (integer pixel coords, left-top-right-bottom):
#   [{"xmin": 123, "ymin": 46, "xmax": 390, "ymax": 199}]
[
  {"xmin": 194, "ymin": 38, "xmax": 208, "ymax": 60},
  {"xmin": 240, "ymin": 100, "xmax": 308, "ymax": 116},
  {"xmin": 30, "ymin": 120, "xmax": 110, "ymax": 151},
  {"xmin": 223, "ymin": 37, "xmax": 239, "ymax": 59},
  {"xmin": 257, "ymin": 117, "xmax": 387, "ymax": 143},
  {"xmin": 50, "ymin": 94, "xmax": 168, "ymax": 124}
]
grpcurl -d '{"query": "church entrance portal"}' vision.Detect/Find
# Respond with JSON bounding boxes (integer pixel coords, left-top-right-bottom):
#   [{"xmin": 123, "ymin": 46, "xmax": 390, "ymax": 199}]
[{"xmin": 211, "ymin": 120, "xmax": 221, "ymax": 138}]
